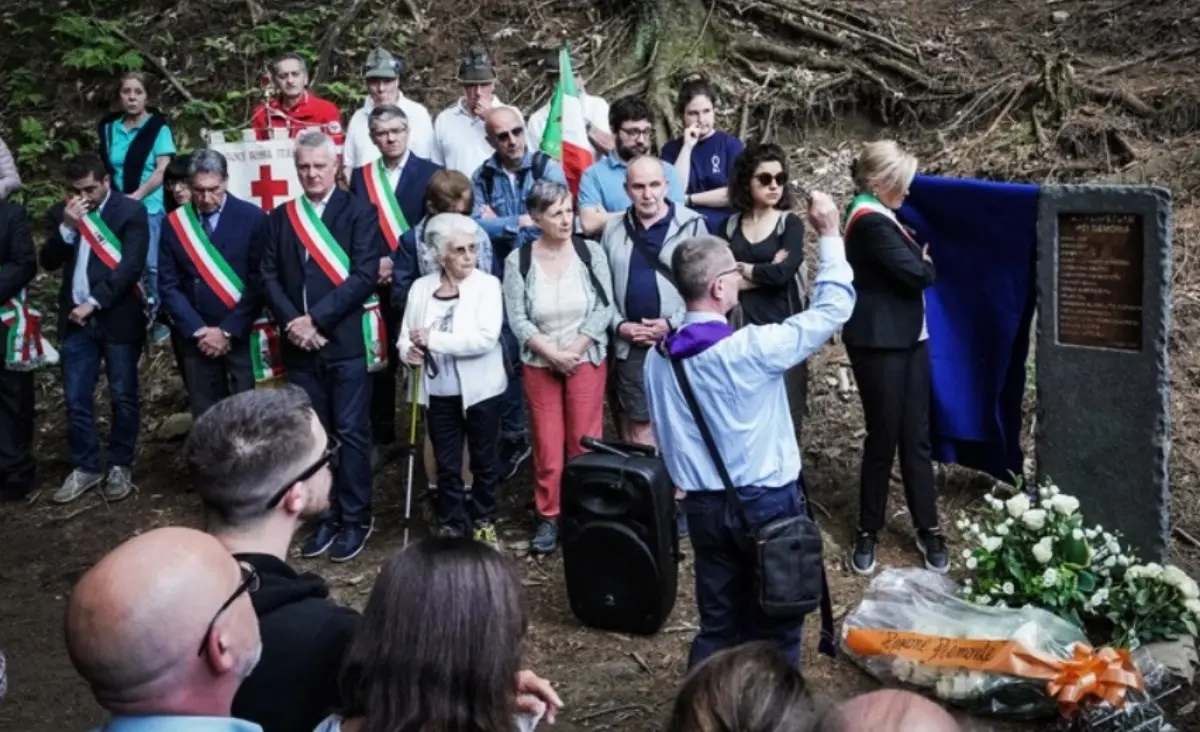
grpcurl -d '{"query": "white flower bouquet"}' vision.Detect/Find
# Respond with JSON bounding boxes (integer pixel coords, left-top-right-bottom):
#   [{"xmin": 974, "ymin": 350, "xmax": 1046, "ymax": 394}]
[
  {"xmin": 841, "ymin": 569, "xmax": 1149, "ymax": 722},
  {"xmin": 1103, "ymin": 563, "xmax": 1200, "ymax": 649}
]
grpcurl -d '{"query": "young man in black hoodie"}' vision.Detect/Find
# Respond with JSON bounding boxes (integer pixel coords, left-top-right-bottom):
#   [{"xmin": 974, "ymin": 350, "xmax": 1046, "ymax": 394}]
[
  {"xmin": 187, "ymin": 387, "xmax": 565, "ymax": 732},
  {"xmin": 186, "ymin": 385, "xmax": 358, "ymax": 732}
]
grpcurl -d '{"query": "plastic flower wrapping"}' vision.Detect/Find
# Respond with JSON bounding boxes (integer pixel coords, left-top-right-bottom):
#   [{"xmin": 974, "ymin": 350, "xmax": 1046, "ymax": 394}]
[{"xmin": 840, "ymin": 569, "xmax": 1171, "ymax": 725}]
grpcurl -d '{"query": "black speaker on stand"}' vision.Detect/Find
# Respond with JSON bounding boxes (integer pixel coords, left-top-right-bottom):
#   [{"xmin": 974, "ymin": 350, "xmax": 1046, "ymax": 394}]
[{"xmin": 559, "ymin": 437, "xmax": 679, "ymax": 635}]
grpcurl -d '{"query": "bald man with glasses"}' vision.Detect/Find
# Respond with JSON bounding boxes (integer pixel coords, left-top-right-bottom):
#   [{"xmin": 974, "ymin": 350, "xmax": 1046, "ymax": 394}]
[{"xmin": 185, "ymin": 386, "xmax": 359, "ymax": 732}]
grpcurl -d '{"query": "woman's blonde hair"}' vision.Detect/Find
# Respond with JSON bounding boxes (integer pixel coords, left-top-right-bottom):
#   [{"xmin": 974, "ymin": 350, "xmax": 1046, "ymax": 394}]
[{"xmin": 850, "ymin": 140, "xmax": 917, "ymax": 196}]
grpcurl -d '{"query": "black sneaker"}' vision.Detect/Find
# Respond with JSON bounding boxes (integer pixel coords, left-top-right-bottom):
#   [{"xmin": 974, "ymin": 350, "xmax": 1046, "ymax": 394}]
[
  {"xmin": 851, "ymin": 531, "xmax": 877, "ymax": 575},
  {"xmin": 499, "ymin": 438, "xmax": 532, "ymax": 480},
  {"xmin": 300, "ymin": 519, "xmax": 340, "ymax": 558},
  {"xmin": 916, "ymin": 530, "xmax": 950, "ymax": 574},
  {"xmin": 531, "ymin": 519, "xmax": 558, "ymax": 554},
  {"xmin": 330, "ymin": 518, "xmax": 375, "ymax": 563}
]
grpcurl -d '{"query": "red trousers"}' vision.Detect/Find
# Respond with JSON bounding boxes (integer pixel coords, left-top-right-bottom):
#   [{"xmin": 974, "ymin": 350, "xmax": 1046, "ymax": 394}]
[{"xmin": 523, "ymin": 361, "xmax": 608, "ymax": 518}]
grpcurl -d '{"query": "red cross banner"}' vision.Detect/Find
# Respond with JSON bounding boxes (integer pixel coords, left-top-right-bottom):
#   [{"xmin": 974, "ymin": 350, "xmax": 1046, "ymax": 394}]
[{"xmin": 204, "ymin": 129, "xmax": 341, "ymax": 211}]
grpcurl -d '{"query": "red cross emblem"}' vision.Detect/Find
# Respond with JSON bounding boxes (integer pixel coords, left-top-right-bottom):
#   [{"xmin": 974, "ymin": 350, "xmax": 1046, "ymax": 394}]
[{"xmin": 250, "ymin": 165, "xmax": 289, "ymax": 211}]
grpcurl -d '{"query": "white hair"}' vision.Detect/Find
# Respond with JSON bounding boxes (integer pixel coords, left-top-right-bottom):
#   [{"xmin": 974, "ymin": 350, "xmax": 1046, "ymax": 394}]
[
  {"xmin": 294, "ymin": 131, "xmax": 336, "ymax": 159},
  {"xmin": 423, "ymin": 213, "xmax": 479, "ymax": 262}
]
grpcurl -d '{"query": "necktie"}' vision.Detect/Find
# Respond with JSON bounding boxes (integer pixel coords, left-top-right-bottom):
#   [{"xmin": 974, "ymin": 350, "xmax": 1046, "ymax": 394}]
[{"xmin": 201, "ymin": 213, "xmax": 215, "ymax": 237}]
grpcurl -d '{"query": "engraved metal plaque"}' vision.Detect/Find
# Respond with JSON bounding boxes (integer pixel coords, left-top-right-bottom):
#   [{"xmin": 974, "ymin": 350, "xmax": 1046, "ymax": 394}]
[{"xmin": 1056, "ymin": 213, "xmax": 1144, "ymax": 351}]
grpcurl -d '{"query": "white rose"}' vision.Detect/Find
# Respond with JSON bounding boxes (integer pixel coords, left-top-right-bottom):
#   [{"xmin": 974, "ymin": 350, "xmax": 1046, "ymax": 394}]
[
  {"xmin": 1162, "ymin": 566, "xmax": 1193, "ymax": 593},
  {"xmin": 1039, "ymin": 488, "xmax": 1050, "ymax": 499},
  {"xmin": 1050, "ymin": 494, "xmax": 1080, "ymax": 516},
  {"xmin": 995, "ymin": 523, "xmax": 1010, "ymax": 536},
  {"xmin": 982, "ymin": 536, "xmax": 1003, "ymax": 553},
  {"xmin": 1049, "ymin": 484, "xmax": 1060, "ymax": 496},
  {"xmin": 1022, "ymin": 509, "xmax": 1048, "ymax": 531},
  {"xmin": 1006, "ymin": 494, "xmax": 1031, "ymax": 519},
  {"xmin": 966, "ymin": 557, "xmax": 978, "ymax": 569},
  {"xmin": 1118, "ymin": 555, "xmax": 1130, "ymax": 566},
  {"xmin": 1032, "ymin": 537, "xmax": 1054, "ymax": 564},
  {"xmin": 1091, "ymin": 588, "xmax": 1109, "ymax": 607},
  {"xmin": 956, "ymin": 518, "xmax": 969, "ymax": 531},
  {"xmin": 964, "ymin": 578, "xmax": 973, "ymax": 586},
  {"xmin": 1042, "ymin": 568, "xmax": 1059, "ymax": 588},
  {"xmin": 1085, "ymin": 528, "xmax": 1098, "ymax": 539},
  {"xmin": 1145, "ymin": 563, "xmax": 1164, "ymax": 579},
  {"xmin": 1182, "ymin": 579, "xmax": 1200, "ymax": 600},
  {"xmin": 1002, "ymin": 582, "xmax": 1015, "ymax": 595},
  {"xmin": 1104, "ymin": 555, "xmax": 1117, "ymax": 568},
  {"xmin": 962, "ymin": 548, "xmax": 972, "ymax": 559},
  {"xmin": 970, "ymin": 523, "xmax": 981, "ymax": 536},
  {"xmin": 1072, "ymin": 529, "xmax": 1083, "ymax": 540},
  {"xmin": 1185, "ymin": 599, "xmax": 1200, "ymax": 616},
  {"xmin": 1040, "ymin": 500, "xmax": 1053, "ymax": 511}
]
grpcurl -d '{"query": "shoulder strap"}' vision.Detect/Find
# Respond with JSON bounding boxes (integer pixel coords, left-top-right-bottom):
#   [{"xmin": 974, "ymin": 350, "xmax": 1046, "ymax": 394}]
[
  {"xmin": 669, "ymin": 355, "xmax": 752, "ymax": 535},
  {"xmin": 532, "ymin": 151, "xmax": 549, "ymax": 179},
  {"xmin": 519, "ymin": 242, "xmax": 532, "ymax": 278},
  {"xmin": 622, "ymin": 212, "xmax": 676, "ymax": 285},
  {"xmin": 571, "ymin": 235, "xmax": 609, "ymax": 307},
  {"xmin": 481, "ymin": 165, "xmax": 496, "ymax": 201},
  {"xmin": 724, "ymin": 212, "xmax": 740, "ymax": 239}
]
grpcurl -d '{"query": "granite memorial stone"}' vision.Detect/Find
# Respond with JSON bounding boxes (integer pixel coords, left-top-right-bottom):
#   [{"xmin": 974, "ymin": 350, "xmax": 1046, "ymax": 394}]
[{"xmin": 1035, "ymin": 185, "xmax": 1172, "ymax": 562}]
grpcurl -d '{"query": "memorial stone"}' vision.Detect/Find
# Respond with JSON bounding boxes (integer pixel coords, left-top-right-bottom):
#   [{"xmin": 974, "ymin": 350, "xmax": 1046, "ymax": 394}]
[{"xmin": 1035, "ymin": 185, "xmax": 1172, "ymax": 562}]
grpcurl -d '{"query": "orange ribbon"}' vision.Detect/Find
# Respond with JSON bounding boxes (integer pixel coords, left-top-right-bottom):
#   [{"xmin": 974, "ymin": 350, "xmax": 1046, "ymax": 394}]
[{"xmin": 845, "ymin": 628, "xmax": 1144, "ymax": 716}]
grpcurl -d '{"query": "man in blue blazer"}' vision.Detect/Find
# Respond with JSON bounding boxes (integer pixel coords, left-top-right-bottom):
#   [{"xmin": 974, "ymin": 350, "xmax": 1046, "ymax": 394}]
[
  {"xmin": 348, "ymin": 103, "xmax": 439, "ymax": 465},
  {"xmin": 41, "ymin": 154, "xmax": 149, "ymax": 505},
  {"xmin": 159, "ymin": 150, "xmax": 268, "ymax": 418},
  {"xmin": 262, "ymin": 131, "xmax": 382, "ymax": 563}
]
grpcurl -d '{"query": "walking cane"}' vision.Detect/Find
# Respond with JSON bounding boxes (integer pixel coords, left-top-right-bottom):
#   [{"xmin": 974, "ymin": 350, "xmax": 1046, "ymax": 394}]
[{"xmin": 402, "ymin": 364, "xmax": 422, "ymax": 546}]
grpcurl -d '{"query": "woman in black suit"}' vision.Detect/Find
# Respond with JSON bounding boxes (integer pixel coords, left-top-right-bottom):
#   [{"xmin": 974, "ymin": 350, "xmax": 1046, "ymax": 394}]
[{"xmin": 841, "ymin": 140, "xmax": 947, "ymax": 577}]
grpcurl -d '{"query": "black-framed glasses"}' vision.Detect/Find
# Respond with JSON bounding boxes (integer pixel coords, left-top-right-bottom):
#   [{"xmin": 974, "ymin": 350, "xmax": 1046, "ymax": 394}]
[
  {"xmin": 494, "ymin": 126, "xmax": 524, "ymax": 143},
  {"xmin": 755, "ymin": 172, "xmax": 788, "ymax": 187},
  {"xmin": 197, "ymin": 562, "xmax": 260, "ymax": 656},
  {"xmin": 263, "ymin": 436, "xmax": 342, "ymax": 510}
]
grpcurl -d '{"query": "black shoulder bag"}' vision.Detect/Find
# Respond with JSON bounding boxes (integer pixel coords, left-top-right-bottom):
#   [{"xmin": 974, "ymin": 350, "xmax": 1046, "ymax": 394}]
[{"xmin": 670, "ymin": 355, "xmax": 837, "ymax": 655}]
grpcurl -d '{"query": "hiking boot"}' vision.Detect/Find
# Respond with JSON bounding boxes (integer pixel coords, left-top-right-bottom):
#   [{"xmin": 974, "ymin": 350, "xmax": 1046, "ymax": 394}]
[
  {"xmin": 917, "ymin": 530, "xmax": 950, "ymax": 574},
  {"xmin": 851, "ymin": 531, "xmax": 878, "ymax": 575},
  {"xmin": 300, "ymin": 519, "xmax": 340, "ymax": 558},
  {"xmin": 473, "ymin": 520, "xmax": 500, "ymax": 548},
  {"xmin": 102, "ymin": 466, "xmax": 135, "ymax": 502},
  {"xmin": 51, "ymin": 469, "xmax": 104, "ymax": 504},
  {"xmin": 531, "ymin": 519, "xmax": 558, "ymax": 554},
  {"xmin": 499, "ymin": 437, "xmax": 531, "ymax": 481},
  {"xmin": 330, "ymin": 518, "xmax": 375, "ymax": 563}
]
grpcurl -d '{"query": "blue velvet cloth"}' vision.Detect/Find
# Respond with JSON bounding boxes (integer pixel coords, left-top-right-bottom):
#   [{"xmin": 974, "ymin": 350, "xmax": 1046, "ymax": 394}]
[{"xmin": 897, "ymin": 175, "xmax": 1039, "ymax": 480}]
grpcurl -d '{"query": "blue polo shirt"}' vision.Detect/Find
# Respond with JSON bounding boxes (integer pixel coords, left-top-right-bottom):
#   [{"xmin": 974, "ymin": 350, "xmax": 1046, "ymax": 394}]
[
  {"xmin": 105, "ymin": 117, "xmax": 177, "ymax": 215},
  {"xmin": 661, "ymin": 130, "xmax": 744, "ymax": 232},
  {"xmin": 577, "ymin": 154, "xmax": 687, "ymax": 213},
  {"xmin": 624, "ymin": 203, "xmax": 675, "ymax": 322}
]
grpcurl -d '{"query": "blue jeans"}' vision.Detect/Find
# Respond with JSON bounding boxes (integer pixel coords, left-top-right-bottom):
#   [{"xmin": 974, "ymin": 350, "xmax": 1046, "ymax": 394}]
[
  {"xmin": 682, "ymin": 482, "xmax": 806, "ymax": 668},
  {"xmin": 60, "ymin": 322, "xmax": 142, "ymax": 474},
  {"xmin": 288, "ymin": 354, "xmax": 373, "ymax": 523},
  {"xmin": 145, "ymin": 211, "xmax": 164, "ymax": 318},
  {"xmin": 499, "ymin": 324, "xmax": 528, "ymax": 442}
]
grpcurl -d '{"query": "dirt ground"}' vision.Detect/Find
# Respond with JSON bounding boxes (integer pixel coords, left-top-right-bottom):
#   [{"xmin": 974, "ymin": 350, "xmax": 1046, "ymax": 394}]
[{"xmin": 3, "ymin": 0, "xmax": 1200, "ymax": 729}]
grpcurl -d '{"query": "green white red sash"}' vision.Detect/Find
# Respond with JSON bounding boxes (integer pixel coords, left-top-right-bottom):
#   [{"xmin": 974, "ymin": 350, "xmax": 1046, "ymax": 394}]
[
  {"xmin": 0, "ymin": 269, "xmax": 56, "ymax": 371},
  {"xmin": 167, "ymin": 204, "xmax": 244, "ymax": 309},
  {"xmin": 843, "ymin": 192, "xmax": 919, "ymax": 246},
  {"xmin": 361, "ymin": 160, "xmax": 411, "ymax": 251},
  {"xmin": 79, "ymin": 211, "xmax": 145, "ymax": 301},
  {"xmin": 286, "ymin": 196, "xmax": 388, "ymax": 372},
  {"xmin": 166, "ymin": 204, "xmax": 282, "ymax": 385}
]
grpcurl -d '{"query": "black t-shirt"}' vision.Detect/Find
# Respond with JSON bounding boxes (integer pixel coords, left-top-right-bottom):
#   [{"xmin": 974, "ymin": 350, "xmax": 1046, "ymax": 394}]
[{"xmin": 723, "ymin": 212, "xmax": 807, "ymax": 326}]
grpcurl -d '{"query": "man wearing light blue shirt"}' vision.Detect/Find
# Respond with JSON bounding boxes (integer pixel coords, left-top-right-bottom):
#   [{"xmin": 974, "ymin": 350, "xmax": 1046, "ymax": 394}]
[{"xmin": 643, "ymin": 191, "xmax": 854, "ymax": 668}]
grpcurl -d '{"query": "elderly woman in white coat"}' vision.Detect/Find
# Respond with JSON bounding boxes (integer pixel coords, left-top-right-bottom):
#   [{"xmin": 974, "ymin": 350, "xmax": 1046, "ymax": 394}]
[{"xmin": 398, "ymin": 213, "xmax": 507, "ymax": 544}]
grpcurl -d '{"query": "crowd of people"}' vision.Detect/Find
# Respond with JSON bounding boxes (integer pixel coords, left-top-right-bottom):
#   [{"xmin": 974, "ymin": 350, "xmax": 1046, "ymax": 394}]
[{"xmin": 0, "ymin": 40, "xmax": 968, "ymax": 731}]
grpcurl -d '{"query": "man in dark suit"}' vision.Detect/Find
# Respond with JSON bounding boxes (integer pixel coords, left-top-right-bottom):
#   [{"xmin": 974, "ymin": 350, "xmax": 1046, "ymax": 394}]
[
  {"xmin": 159, "ymin": 150, "xmax": 268, "ymax": 418},
  {"xmin": 348, "ymin": 103, "xmax": 439, "ymax": 466},
  {"xmin": 41, "ymin": 155, "xmax": 149, "ymax": 504},
  {"xmin": 0, "ymin": 199, "xmax": 38, "ymax": 501},
  {"xmin": 262, "ymin": 131, "xmax": 381, "ymax": 563}
]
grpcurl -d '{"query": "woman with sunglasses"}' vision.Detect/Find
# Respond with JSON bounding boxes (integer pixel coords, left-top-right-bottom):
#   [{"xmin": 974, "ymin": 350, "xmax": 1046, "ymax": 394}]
[{"xmin": 661, "ymin": 76, "xmax": 744, "ymax": 233}]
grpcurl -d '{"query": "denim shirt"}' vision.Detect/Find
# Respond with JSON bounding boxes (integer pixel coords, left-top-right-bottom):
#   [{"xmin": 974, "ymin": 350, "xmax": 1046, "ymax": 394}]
[{"xmin": 470, "ymin": 150, "xmax": 567, "ymax": 259}]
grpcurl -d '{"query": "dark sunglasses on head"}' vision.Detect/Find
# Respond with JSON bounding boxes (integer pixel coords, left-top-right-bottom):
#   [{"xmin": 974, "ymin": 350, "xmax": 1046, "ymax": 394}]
[
  {"xmin": 197, "ymin": 562, "xmax": 261, "ymax": 656},
  {"xmin": 495, "ymin": 127, "xmax": 524, "ymax": 143},
  {"xmin": 755, "ymin": 172, "xmax": 788, "ymax": 187},
  {"xmin": 263, "ymin": 435, "xmax": 342, "ymax": 510}
]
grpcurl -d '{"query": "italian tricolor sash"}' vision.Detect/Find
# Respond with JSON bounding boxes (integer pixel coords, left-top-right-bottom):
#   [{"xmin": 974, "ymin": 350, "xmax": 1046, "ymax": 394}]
[
  {"xmin": 79, "ymin": 211, "xmax": 145, "ymax": 301},
  {"xmin": 167, "ymin": 204, "xmax": 283, "ymax": 385},
  {"xmin": 843, "ymin": 193, "xmax": 919, "ymax": 247},
  {"xmin": 361, "ymin": 160, "xmax": 410, "ymax": 251},
  {"xmin": 167, "ymin": 204, "xmax": 244, "ymax": 309},
  {"xmin": 286, "ymin": 196, "xmax": 388, "ymax": 372},
  {"xmin": 0, "ymin": 269, "xmax": 56, "ymax": 371}
]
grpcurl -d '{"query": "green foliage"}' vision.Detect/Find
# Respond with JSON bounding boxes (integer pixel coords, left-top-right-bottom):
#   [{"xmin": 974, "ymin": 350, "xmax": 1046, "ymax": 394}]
[
  {"xmin": 1104, "ymin": 564, "xmax": 1200, "ymax": 649},
  {"xmin": 54, "ymin": 14, "xmax": 143, "ymax": 73},
  {"xmin": 317, "ymin": 81, "xmax": 362, "ymax": 109}
]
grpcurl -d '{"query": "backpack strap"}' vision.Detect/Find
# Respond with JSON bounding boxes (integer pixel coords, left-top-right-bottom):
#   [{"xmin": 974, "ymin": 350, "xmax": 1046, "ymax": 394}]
[
  {"xmin": 519, "ymin": 240, "xmax": 533, "ymax": 279},
  {"xmin": 572, "ymin": 235, "xmax": 609, "ymax": 307},
  {"xmin": 724, "ymin": 212, "xmax": 740, "ymax": 239},
  {"xmin": 481, "ymin": 165, "xmax": 497, "ymax": 201}
]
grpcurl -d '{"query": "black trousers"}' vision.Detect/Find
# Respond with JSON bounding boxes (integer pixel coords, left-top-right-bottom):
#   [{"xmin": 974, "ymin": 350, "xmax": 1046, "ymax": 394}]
[
  {"xmin": 0, "ymin": 367, "xmax": 36, "ymax": 491},
  {"xmin": 179, "ymin": 335, "xmax": 254, "ymax": 418},
  {"xmin": 427, "ymin": 394, "xmax": 501, "ymax": 533},
  {"xmin": 847, "ymin": 340, "xmax": 939, "ymax": 533},
  {"xmin": 369, "ymin": 288, "xmax": 400, "ymax": 445}
]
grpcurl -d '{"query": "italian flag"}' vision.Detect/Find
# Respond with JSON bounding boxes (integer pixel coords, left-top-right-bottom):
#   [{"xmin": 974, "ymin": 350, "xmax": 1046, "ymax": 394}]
[{"xmin": 540, "ymin": 46, "xmax": 593, "ymax": 196}]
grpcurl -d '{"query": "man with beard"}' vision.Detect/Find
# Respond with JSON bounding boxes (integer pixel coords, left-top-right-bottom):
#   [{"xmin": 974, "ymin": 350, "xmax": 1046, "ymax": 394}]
[
  {"xmin": 577, "ymin": 95, "xmax": 687, "ymax": 237},
  {"xmin": 261, "ymin": 132, "xmax": 380, "ymax": 563},
  {"xmin": 341, "ymin": 48, "xmax": 434, "ymax": 179},
  {"xmin": 65, "ymin": 527, "xmax": 264, "ymax": 731},
  {"xmin": 251, "ymin": 53, "xmax": 343, "ymax": 144}
]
